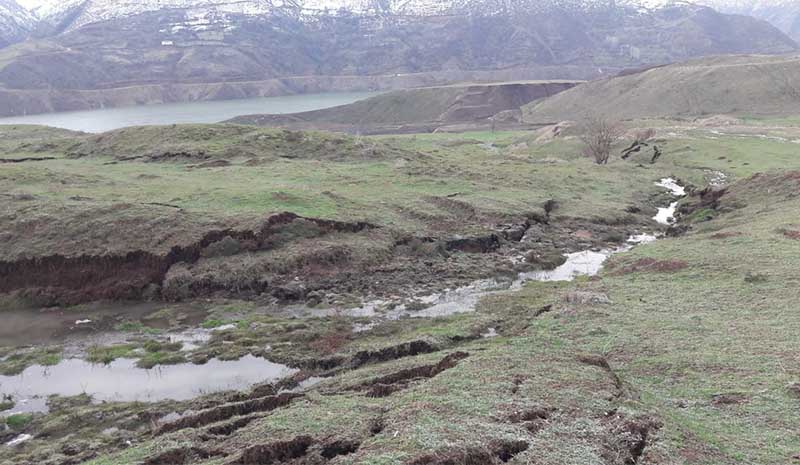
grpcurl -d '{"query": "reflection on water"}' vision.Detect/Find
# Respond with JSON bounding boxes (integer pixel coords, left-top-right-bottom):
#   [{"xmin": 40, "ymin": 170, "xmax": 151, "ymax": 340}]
[
  {"xmin": 0, "ymin": 92, "xmax": 379, "ymax": 133},
  {"xmin": 0, "ymin": 355, "xmax": 296, "ymax": 414}
]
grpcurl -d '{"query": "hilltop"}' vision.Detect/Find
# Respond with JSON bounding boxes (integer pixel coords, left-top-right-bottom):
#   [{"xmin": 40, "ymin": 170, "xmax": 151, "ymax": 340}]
[{"xmin": 523, "ymin": 54, "xmax": 800, "ymax": 122}]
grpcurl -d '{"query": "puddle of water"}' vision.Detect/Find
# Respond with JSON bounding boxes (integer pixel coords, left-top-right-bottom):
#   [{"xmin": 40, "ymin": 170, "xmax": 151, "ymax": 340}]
[
  {"xmin": 0, "ymin": 302, "xmax": 163, "ymax": 347},
  {"xmin": 0, "ymin": 302, "xmax": 208, "ymax": 348},
  {"xmin": 515, "ymin": 249, "xmax": 614, "ymax": 284},
  {"xmin": 0, "ymin": 355, "xmax": 296, "ymax": 414}
]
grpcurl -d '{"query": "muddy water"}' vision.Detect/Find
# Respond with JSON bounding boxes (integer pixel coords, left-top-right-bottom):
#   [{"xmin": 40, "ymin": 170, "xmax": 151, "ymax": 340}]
[
  {"xmin": 0, "ymin": 301, "xmax": 209, "ymax": 348},
  {"xmin": 0, "ymin": 355, "xmax": 296, "ymax": 414},
  {"xmin": 305, "ymin": 178, "xmax": 685, "ymax": 321},
  {"xmin": 0, "ymin": 178, "xmax": 685, "ymax": 414}
]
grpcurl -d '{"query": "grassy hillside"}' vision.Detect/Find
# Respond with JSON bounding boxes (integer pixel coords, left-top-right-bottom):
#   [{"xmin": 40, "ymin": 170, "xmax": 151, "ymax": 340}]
[
  {"xmin": 524, "ymin": 54, "xmax": 800, "ymax": 122},
  {"xmin": 227, "ymin": 81, "xmax": 579, "ymax": 134},
  {"xmin": 3, "ymin": 119, "xmax": 800, "ymax": 464}
]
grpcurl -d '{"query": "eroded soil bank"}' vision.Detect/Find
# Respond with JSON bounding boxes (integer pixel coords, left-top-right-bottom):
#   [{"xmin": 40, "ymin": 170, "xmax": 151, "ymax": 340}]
[{"xmin": 8, "ymin": 120, "xmax": 797, "ymax": 464}]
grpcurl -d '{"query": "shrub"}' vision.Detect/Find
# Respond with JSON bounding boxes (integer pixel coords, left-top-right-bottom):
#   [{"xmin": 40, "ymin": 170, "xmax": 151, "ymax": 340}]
[{"xmin": 580, "ymin": 115, "xmax": 624, "ymax": 165}]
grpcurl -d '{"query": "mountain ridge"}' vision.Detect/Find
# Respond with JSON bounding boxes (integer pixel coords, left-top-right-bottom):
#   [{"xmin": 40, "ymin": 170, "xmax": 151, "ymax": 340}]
[
  {"xmin": 0, "ymin": 0, "xmax": 796, "ymax": 117},
  {"xmin": 0, "ymin": 0, "xmax": 34, "ymax": 48}
]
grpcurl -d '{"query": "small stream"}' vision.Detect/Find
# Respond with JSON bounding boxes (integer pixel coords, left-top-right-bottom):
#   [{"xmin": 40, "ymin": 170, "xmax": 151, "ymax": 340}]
[{"xmin": 0, "ymin": 178, "xmax": 685, "ymax": 417}]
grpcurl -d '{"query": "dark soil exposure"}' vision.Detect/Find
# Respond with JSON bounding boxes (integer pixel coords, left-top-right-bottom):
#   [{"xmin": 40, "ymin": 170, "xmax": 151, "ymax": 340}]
[
  {"xmin": 782, "ymin": 230, "xmax": 800, "ymax": 240},
  {"xmin": 205, "ymin": 415, "xmax": 260, "ymax": 437},
  {"xmin": 232, "ymin": 435, "xmax": 314, "ymax": 465},
  {"xmin": 0, "ymin": 212, "xmax": 374, "ymax": 306},
  {"xmin": 602, "ymin": 413, "xmax": 662, "ymax": 465},
  {"xmin": 0, "ymin": 157, "xmax": 57, "ymax": 163},
  {"xmin": 143, "ymin": 447, "xmax": 219, "ymax": 465},
  {"xmin": 359, "ymin": 352, "xmax": 470, "ymax": 398},
  {"xmin": 508, "ymin": 406, "xmax": 555, "ymax": 434},
  {"xmin": 228, "ymin": 435, "xmax": 360, "ymax": 465},
  {"xmin": 156, "ymin": 393, "xmax": 301, "ymax": 435},
  {"xmin": 320, "ymin": 439, "xmax": 361, "ymax": 459},
  {"xmin": 349, "ymin": 340, "xmax": 438, "ymax": 369},
  {"xmin": 408, "ymin": 439, "xmax": 529, "ymax": 464}
]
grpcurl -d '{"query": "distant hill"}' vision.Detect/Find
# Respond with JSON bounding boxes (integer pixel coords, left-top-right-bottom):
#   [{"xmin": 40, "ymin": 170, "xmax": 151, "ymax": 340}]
[
  {"xmin": 0, "ymin": 0, "xmax": 796, "ymax": 116},
  {"xmin": 227, "ymin": 81, "xmax": 580, "ymax": 134},
  {"xmin": 523, "ymin": 54, "xmax": 800, "ymax": 122}
]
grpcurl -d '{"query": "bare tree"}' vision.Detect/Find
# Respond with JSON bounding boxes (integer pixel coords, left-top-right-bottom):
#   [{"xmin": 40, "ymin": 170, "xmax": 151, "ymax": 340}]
[{"xmin": 580, "ymin": 115, "xmax": 623, "ymax": 165}]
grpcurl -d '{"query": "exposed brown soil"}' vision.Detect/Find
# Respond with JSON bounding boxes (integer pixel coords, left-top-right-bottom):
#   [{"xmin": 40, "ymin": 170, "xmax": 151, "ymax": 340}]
[
  {"xmin": 350, "ymin": 340, "xmax": 438, "ymax": 369},
  {"xmin": 155, "ymin": 393, "xmax": 301, "ymax": 435},
  {"xmin": 782, "ymin": 230, "xmax": 800, "ymax": 240},
  {"xmin": 507, "ymin": 406, "xmax": 554, "ymax": 435},
  {"xmin": 232, "ymin": 435, "xmax": 314, "ymax": 465},
  {"xmin": 408, "ymin": 439, "xmax": 529, "ymax": 465},
  {"xmin": 359, "ymin": 352, "xmax": 469, "ymax": 398},
  {"xmin": 320, "ymin": 439, "xmax": 361, "ymax": 459},
  {"xmin": 0, "ymin": 212, "xmax": 374, "ymax": 306},
  {"xmin": 205, "ymin": 415, "xmax": 260, "ymax": 437},
  {"xmin": 601, "ymin": 412, "xmax": 662, "ymax": 465},
  {"xmin": 143, "ymin": 447, "xmax": 218, "ymax": 465},
  {"xmin": 229, "ymin": 435, "xmax": 360, "ymax": 465}
]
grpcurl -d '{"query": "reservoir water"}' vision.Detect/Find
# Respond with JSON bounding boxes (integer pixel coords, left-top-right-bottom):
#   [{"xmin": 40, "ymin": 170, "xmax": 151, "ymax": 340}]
[{"xmin": 0, "ymin": 92, "xmax": 378, "ymax": 133}]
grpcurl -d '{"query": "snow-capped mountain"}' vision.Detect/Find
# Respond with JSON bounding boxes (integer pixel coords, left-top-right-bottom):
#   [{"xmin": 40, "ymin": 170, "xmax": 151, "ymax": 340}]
[
  {"xmin": 697, "ymin": 0, "xmax": 800, "ymax": 40},
  {"xmin": 21, "ymin": 0, "xmax": 700, "ymax": 32},
  {"xmin": 0, "ymin": 0, "xmax": 34, "ymax": 47},
  {"xmin": 0, "ymin": 0, "xmax": 795, "ymax": 117}
]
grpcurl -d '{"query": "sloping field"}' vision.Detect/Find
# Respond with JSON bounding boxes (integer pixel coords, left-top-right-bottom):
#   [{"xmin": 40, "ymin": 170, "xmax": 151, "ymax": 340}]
[{"xmin": 524, "ymin": 54, "xmax": 800, "ymax": 122}]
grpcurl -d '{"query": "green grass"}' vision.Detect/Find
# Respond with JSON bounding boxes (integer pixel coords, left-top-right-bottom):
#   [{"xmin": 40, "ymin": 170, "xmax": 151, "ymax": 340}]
[
  {"xmin": 5, "ymin": 413, "xmax": 33, "ymax": 429},
  {"xmin": 86, "ymin": 344, "xmax": 138, "ymax": 365},
  {"xmin": 0, "ymin": 347, "xmax": 62, "ymax": 375},
  {"xmin": 4, "ymin": 120, "xmax": 800, "ymax": 464}
]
